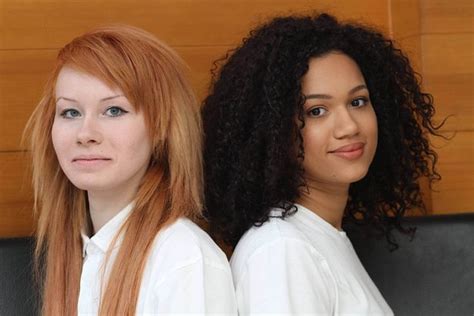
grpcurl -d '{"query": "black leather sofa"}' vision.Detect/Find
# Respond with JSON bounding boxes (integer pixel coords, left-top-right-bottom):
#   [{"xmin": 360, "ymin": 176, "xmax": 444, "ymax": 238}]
[
  {"xmin": 1, "ymin": 213, "xmax": 473, "ymax": 315},
  {"xmin": 0, "ymin": 238, "xmax": 37, "ymax": 315},
  {"xmin": 347, "ymin": 213, "xmax": 474, "ymax": 315}
]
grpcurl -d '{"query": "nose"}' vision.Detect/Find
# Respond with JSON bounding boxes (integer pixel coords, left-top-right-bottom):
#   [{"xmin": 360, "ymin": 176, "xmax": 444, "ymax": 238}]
[
  {"xmin": 76, "ymin": 116, "xmax": 103, "ymax": 145},
  {"xmin": 333, "ymin": 107, "xmax": 359, "ymax": 139}
]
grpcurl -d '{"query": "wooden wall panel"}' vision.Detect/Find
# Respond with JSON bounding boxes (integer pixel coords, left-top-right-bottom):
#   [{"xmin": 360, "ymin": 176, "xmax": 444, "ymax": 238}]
[
  {"xmin": 389, "ymin": 0, "xmax": 421, "ymax": 39},
  {"xmin": 390, "ymin": 0, "xmax": 431, "ymax": 213},
  {"xmin": 0, "ymin": 50, "xmax": 57, "ymax": 151},
  {"xmin": 420, "ymin": 0, "xmax": 474, "ymax": 34},
  {"xmin": 431, "ymin": 131, "xmax": 474, "ymax": 213},
  {"xmin": 175, "ymin": 46, "xmax": 233, "ymax": 102},
  {"xmin": 390, "ymin": 0, "xmax": 423, "ymax": 72},
  {"xmin": 423, "ymin": 73, "xmax": 473, "ymax": 132},
  {"xmin": 419, "ymin": 0, "xmax": 474, "ymax": 214},
  {"xmin": 421, "ymin": 34, "xmax": 474, "ymax": 132},
  {"xmin": 0, "ymin": 0, "xmax": 389, "ymax": 50},
  {"xmin": 422, "ymin": 34, "xmax": 474, "ymax": 77},
  {"xmin": 0, "ymin": 152, "xmax": 34, "ymax": 237}
]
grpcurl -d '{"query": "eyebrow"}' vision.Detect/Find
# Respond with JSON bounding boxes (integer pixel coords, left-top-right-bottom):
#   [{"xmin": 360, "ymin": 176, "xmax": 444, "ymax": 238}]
[
  {"xmin": 305, "ymin": 84, "xmax": 368, "ymax": 100},
  {"xmin": 55, "ymin": 94, "xmax": 124, "ymax": 103}
]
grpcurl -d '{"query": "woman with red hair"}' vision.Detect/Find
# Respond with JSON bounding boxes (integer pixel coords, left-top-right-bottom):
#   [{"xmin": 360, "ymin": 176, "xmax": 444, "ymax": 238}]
[{"xmin": 24, "ymin": 25, "xmax": 236, "ymax": 315}]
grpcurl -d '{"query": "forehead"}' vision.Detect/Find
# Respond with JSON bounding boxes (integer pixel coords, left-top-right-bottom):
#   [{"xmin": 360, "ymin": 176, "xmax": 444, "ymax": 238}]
[
  {"xmin": 301, "ymin": 52, "xmax": 366, "ymax": 94},
  {"xmin": 55, "ymin": 66, "xmax": 123, "ymax": 99}
]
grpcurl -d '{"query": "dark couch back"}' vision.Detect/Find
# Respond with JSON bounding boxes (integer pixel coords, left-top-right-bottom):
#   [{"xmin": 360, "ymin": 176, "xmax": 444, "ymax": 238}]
[
  {"xmin": 348, "ymin": 213, "xmax": 474, "ymax": 316},
  {"xmin": 1, "ymin": 214, "xmax": 473, "ymax": 315},
  {"xmin": 0, "ymin": 238, "xmax": 37, "ymax": 316}
]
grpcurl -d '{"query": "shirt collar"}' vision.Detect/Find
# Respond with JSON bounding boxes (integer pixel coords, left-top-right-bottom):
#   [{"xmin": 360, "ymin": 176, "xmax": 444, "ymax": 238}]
[
  {"xmin": 293, "ymin": 203, "xmax": 347, "ymax": 237},
  {"xmin": 81, "ymin": 202, "xmax": 134, "ymax": 258}
]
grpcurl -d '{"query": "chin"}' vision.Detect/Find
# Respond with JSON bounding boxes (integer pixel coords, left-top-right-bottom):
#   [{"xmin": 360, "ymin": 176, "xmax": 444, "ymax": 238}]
[
  {"xmin": 340, "ymin": 168, "xmax": 370, "ymax": 184},
  {"xmin": 68, "ymin": 180, "xmax": 101, "ymax": 191},
  {"xmin": 66, "ymin": 174, "xmax": 110, "ymax": 192}
]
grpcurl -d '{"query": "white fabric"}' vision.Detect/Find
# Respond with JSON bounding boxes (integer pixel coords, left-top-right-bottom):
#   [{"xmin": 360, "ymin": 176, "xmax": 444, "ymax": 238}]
[
  {"xmin": 78, "ymin": 203, "xmax": 237, "ymax": 315},
  {"xmin": 230, "ymin": 203, "xmax": 393, "ymax": 315}
]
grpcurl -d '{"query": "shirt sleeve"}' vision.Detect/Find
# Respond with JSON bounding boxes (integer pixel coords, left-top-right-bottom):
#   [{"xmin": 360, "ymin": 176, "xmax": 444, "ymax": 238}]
[
  {"xmin": 153, "ymin": 258, "xmax": 238, "ymax": 315},
  {"xmin": 234, "ymin": 238, "xmax": 337, "ymax": 315}
]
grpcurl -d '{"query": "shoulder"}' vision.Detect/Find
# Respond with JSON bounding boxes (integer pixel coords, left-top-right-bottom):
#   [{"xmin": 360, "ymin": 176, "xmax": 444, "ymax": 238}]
[
  {"xmin": 231, "ymin": 210, "xmax": 327, "ymax": 282},
  {"xmin": 142, "ymin": 218, "xmax": 237, "ymax": 314},
  {"xmin": 149, "ymin": 218, "xmax": 230, "ymax": 275},
  {"xmin": 229, "ymin": 211, "xmax": 337, "ymax": 314},
  {"xmin": 231, "ymin": 209, "xmax": 317, "ymax": 261}
]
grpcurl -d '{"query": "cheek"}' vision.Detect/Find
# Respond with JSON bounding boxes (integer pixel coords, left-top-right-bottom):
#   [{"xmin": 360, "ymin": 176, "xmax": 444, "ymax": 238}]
[
  {"xmin": 51, "ymin": 121, "xmax": 68, "ymax": 161},
  {"xmin": 118, "ymin": 127, "xmax": 152, "ymax": 161},
  {"xmin": 359, "ymin": 109, "xmax": 378, "ymax": 164},
  {"xmin": 367, "ymin": 111, "xmax": 378, "ymax": 148},
  {"xmin": 301, "ymin": 125, "xmax": 327, "ymax": 159}
]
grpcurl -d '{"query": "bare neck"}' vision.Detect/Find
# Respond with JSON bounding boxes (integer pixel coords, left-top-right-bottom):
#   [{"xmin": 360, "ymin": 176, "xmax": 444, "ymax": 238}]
[
  {"xmin": 295, "ymin": 180, "xmax": 349, "ymax": 230},
  {"xmin": 87, "ymin": 188, "xmax": 136, "ymax": 235}
]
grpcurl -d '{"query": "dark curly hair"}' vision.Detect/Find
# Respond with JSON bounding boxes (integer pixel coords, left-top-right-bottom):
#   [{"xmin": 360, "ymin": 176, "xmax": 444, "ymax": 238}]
[{"xmin": 202, "ymin": 13, "xmax": 442, "ymax": 249}]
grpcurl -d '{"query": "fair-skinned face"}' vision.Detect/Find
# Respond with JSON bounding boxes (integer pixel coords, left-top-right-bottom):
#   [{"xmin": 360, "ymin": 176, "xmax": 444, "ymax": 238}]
[
  {"xmin": 52, "ymin": 67, "xmax": 152, "ymax": 197},
  {"xmin": 299, "ymin": 52, "xmax": 378, "ymax": 188}
]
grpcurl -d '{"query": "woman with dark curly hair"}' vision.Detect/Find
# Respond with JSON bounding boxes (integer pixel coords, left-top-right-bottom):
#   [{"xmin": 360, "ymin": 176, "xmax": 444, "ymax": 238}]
[{"xmin": 202, "ymin": 13, "xmax": 441, "ymax": 315}]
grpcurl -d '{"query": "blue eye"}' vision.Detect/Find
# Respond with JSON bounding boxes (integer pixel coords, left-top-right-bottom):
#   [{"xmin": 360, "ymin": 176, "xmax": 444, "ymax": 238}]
[
  {"xmin": 351, "ymin": 97, "xmax": 369, "ymax": 107},
  {"xmin": 308, "ymin": 107, "xmax": 328, "ymax": 117},
  {"xmin": 105, "ymin": 106, "xmax": 128, "ymax": 117},
  {"xmin": 60, "ymin": 109, "xmax": 81, "ymax": 119}
]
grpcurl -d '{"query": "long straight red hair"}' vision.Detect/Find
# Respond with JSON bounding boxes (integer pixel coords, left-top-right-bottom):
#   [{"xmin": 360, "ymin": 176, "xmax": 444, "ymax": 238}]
[{"xmin": 23, "ymin": 25, "xmax": 203, "ymax": 315}]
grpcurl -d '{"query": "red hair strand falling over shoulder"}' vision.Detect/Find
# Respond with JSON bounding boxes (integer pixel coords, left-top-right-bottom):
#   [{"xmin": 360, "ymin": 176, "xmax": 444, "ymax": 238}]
[{"xmin": 23, "ymin": 25, "xmax": 203, "ymax": 316}]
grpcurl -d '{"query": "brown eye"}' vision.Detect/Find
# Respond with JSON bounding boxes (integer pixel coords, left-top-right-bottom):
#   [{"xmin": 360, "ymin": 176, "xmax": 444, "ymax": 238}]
[
  {"xmin": 351, "ymin": 97, "xmax": 369, "ymax": 107},
  {"xmin": 308, "ymin": 107, "xmax": 327, "ymax": 117}
]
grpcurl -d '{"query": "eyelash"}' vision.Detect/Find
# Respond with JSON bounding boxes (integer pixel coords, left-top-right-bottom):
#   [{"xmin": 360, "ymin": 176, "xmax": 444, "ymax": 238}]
[
  {"xmin": 307, "ymin": 107, "xmax": 328, "ymax": 117},
  {"xmin": 59, "ymin": 109, "xmax": 81, "ymax": 119},
  {"xmin": 104, "ymin": 106, "xmax": 128, "ymax": 117},
  {"xmin": 351, "ymin": 97, "xmax": 370, "ymax": 107},
  {"xmin": 306, "ymin": 97, "xmax": 370, "ymax": 117},
  {"xmin": 58, "ymin": 106, "xmax": 129, "ymax": 119}
]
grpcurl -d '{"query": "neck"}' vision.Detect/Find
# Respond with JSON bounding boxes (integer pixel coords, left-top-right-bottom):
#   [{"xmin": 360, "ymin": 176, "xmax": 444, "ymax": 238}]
[
  {"xmin": 87, "ymin": 187, "xmax": 137, "ymax": 235},
  {"xmin": 295, "ymin": 179, "xmax": 349, "ymax": 230}
]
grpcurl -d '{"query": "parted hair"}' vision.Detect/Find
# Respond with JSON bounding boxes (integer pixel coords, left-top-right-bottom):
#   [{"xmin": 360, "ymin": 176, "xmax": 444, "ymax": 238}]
[
  {"xmin": 24, "ymin": 25, "xmax": 203, "ymax": 315},
  {"xmin": 202, "ymin": 13, "xmax": 441, "ymax": 248}
]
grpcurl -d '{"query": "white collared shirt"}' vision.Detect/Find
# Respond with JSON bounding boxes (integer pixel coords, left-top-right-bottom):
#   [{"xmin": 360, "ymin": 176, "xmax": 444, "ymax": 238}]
[
  {"xmin": 230, "ymin": 203, "xmax": 393, "ymax": 315},
  {"xmin": 78, "ymin": 203, "xmax": 237, "ymax": 315}
]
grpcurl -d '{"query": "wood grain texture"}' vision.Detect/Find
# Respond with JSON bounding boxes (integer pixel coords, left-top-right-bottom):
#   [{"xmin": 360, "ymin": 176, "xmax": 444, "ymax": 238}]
[
  {"xmin": 394, "ymin": 35, "xmax": 423, "ymax": 78},
  {"xmin": 424, "ymin": 73, "xmax": 474, "ymax": 132},
  {"xmin": 430, "ymin": 131, "xmax": 474, "ymax": 213},
  {"xmin": 0, "ymin": 50, "xmax": 57, "ymax": 151},
  {"xmin": 177, "ymin": 45, "xmax": 233, "ymax": 100},
  {"xmin": 421, "ymin": 33, "xmax": 474, "ymax": 132},
  {"xmin": 418, "ymin": 0, "xmax": 474, "ymax": 215},
  {"xmin": 390, "ymin": 0, "xmax": 421, "ymax": 39},
  {"xmin": 421, "ymin": 0, "xmax": 474, "ymax": 34},
  {"xmin": 0, "ymin": 152, "xmax": 34, "ymax": 237},
  {"xmin": 0, "ymin": 0, "xmax": 389, "ymax": 50},
  {"xmin": 422, "ymin": 34, "xmax": 474, "ymax": 76}
]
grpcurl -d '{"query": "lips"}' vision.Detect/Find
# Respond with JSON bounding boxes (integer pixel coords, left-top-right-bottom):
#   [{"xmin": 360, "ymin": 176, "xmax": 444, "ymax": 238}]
[
  {"xmin": 72, "ymin": 155, "xmax": 111, "ymax": 162},
  {"xmin": 329, "ymin": 142, "xmax": 365, "ymax": 153},
  {"xmin": 328, "ymin": 142, "xmax": 365, "ymax": 160},
  {"xmin": 71, "ymin": 155, "xmax": 112, "ymax": 168}
]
